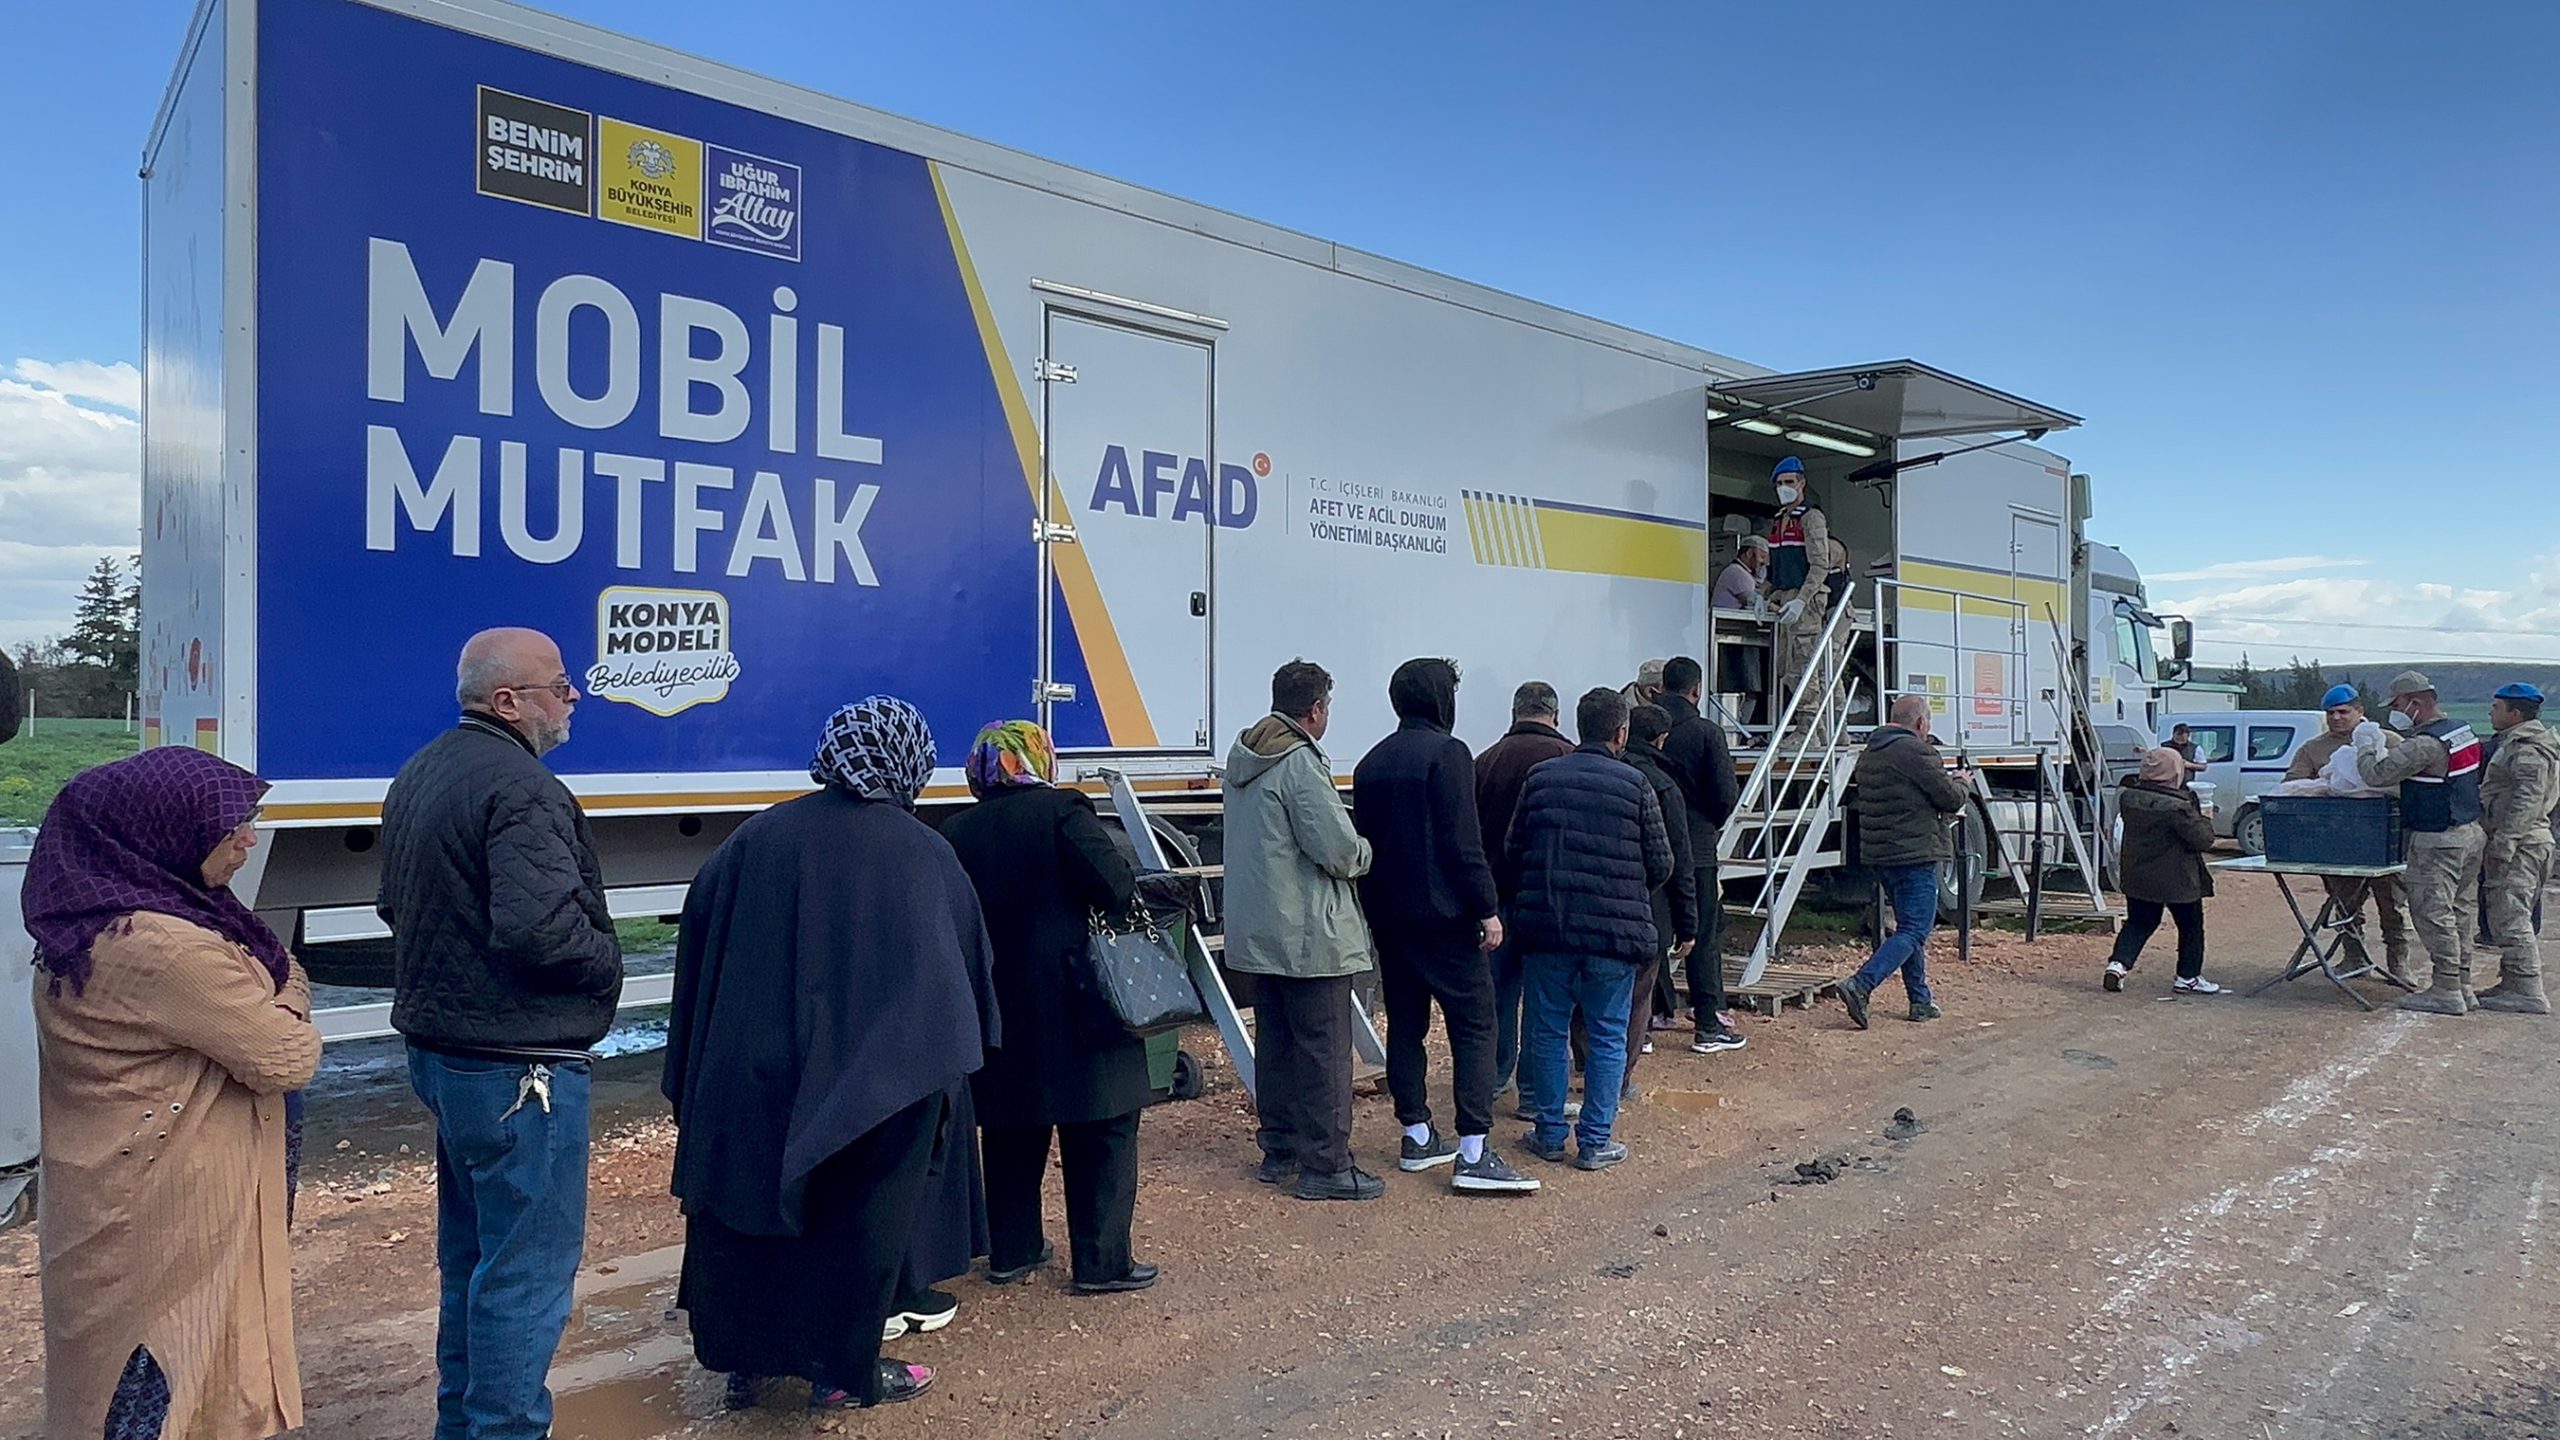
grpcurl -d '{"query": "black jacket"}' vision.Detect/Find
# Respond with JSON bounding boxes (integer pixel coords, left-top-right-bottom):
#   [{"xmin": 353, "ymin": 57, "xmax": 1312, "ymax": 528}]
[
  {"xmin": 1475, "ymin": 721, "xmax": 1576, "ymax": 902},
  {"xmin": 940, "ymin": 785, "xmax": 1147, "ymax": 1127},
  {"xmin": 2118, "ymin": 780, "xmax": 2217, "ymax": 904},
  {"xmin": 1850, "ymin": 725, "xmax": 1969, "ymax": 868},
  {"xmin": 378, "ymin": 715, "xmax": 622, "ymax": 1052},
  {"xmin": 1658, "ymin": 693, "xmax": 1741, "ymax": 859},
  {"xmin": 1504, "ymin": 744, "xmax": 1676, "ymax": 964},
  {"xmin": 1625, "ymin": 740, "xmax": 1701, "ymax": 947},
  {"xmin": 1354, "ymin": 719, "xmax": 1501, "ymax": 932}
]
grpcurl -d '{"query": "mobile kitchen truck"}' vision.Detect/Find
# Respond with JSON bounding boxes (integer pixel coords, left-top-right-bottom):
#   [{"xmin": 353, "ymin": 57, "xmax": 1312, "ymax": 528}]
[{"xmin": 131, "ymin": 0, "xmax": 2193, "ymax": 1037}]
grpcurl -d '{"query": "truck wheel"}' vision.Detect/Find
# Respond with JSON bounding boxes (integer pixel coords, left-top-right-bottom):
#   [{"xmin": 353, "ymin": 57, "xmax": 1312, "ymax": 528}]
[
  {"xmin": 1936, "ymin": 809, "xmax": 1988, "ymax": 922},
  {"xmin": 2235, "ymin": 806, "xmax": 2265, "ymax": 857},
  {"xmin": 1169, "ymin": 1049, "xmax": 1206, "ymax": 1102}
]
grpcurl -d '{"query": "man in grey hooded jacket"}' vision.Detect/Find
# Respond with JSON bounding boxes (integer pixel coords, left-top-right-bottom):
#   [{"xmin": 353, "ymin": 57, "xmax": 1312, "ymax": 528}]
[{"xmin": 1224, "ymin": 660, "xmax": 1382, "ymax": 1201}]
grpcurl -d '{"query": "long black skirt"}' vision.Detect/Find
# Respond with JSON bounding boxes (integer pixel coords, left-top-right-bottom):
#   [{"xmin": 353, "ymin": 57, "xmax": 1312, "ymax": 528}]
[
  {"xmin": 903, "ymin": 1080, "xmax": 989, "ymax": 1293},
  {"xmin": 678, "ymin": 1093, "xmax": 945, "ymax": 1401}
]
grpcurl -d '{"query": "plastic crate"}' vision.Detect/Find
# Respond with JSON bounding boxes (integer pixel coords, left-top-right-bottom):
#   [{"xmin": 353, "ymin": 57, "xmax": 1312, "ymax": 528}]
[{"xmin": 2259, "ymin": 795, "xmax": 2404, "ymax": 867}]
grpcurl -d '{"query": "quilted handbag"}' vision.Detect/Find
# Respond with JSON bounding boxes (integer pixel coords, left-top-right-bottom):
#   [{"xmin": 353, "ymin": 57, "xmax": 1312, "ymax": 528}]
[{"xmin": 1078, "ymin": 884, "xmax": 1207, "ymax": 1039}]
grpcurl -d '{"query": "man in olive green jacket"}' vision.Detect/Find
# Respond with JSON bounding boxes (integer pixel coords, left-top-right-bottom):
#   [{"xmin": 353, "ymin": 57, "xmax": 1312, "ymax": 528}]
[
  {"xmin": 1223, "ymin": 660, "xmax": 1381, "ymax": 1201},
  {"xmin": 2478, "ymin": 682, "xmax": 2559, "ymax": 1015}
]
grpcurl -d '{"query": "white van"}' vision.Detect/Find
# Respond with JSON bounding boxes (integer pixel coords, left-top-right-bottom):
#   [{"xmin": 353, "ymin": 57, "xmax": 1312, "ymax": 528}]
[{"xmin": 2158, "ymin": 710, "xmax": 2327, "ymax": 854}]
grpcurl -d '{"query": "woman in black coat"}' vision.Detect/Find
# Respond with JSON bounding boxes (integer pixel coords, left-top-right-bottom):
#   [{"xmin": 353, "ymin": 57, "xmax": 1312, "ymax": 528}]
[
  {"xmin": 2103, "ymin": 746, "xmax": 2223, "ymax": 995},
  {"xmin": 939, "ymin": 721, "xmax": 1158, "ymax": 1294}
]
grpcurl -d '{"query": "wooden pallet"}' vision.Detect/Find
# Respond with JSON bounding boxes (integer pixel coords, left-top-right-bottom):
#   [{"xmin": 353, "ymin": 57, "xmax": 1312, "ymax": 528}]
[
  {"xmin": 1723, "ymin": 961, "xmax": 1846, "ymax": 1017},
  {"xmin": 1974, "ymin": 895, "xmax": 2123, "ymax": 932}
]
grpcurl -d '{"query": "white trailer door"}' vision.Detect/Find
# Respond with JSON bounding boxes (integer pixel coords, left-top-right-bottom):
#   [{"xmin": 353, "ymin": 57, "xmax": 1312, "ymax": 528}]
[
  {"xmin": 2011, "ymin": 507, "xmax": 2067, "ymax": 745},
  {"xmin": 1039, "ymin": 312, "xmax": 1215, "ymax": 749}
]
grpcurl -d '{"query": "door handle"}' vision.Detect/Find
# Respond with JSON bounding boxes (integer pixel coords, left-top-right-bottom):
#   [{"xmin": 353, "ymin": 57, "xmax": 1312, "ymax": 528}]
[{"xmin": 1190, "ymin": 591, "xmax": 1207, "ymax": 618}]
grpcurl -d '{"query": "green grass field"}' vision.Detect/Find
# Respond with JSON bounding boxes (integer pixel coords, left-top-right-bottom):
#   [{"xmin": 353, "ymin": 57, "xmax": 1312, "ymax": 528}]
[{"xmin": 0, "ymin": 718, "xmax": 143, "ymax": 826}]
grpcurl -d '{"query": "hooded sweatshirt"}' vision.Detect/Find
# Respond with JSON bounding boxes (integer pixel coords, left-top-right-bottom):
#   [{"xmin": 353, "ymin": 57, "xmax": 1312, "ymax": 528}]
[{"xmin": 1223, "ymin": 715, "xmax": 1375, "ymax": 978}]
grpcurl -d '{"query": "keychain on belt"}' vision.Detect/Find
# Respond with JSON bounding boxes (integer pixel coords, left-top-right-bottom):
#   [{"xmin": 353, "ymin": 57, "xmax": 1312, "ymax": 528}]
[{"xmin": 500, "ymin": 1063, "xmax": 555, "ymax": 1121}]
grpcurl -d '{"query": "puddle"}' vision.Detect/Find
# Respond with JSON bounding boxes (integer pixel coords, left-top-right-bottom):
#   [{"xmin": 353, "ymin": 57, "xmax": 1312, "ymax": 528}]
[
  {"xmin": 549, "ymin": 1359, "xmax": 697, "ymax": 1440},
  {"xmin": 1648, "ymin": 1089, "xmax": 1731, "ymax": 1115}
]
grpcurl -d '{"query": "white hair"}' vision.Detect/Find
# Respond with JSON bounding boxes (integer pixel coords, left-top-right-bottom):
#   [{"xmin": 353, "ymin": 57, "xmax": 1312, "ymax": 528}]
[
  {"xmin": 456, "ymin": 651, "xmax": 511, "ymax": 708},
  {"xmin": 1739, "ymin": 536, "xmax": 1771, "ymax": 555}
]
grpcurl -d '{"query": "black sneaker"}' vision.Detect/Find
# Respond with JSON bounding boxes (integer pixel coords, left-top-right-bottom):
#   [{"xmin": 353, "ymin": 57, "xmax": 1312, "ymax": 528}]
[
  {"xmin": 881, "ymin": 1287, "xmax": 958, "ymax": 1340},
  {"xmin": 1689, "ymin": 1027, "xmax": 1746, "ymax": 1054},
  {"xmin": 1452, "ymin": 1148, "xmax": 1542, "ymax": 1193},
  {"xmin": 1838, "ymin": 977, "xmax": 1872, "ymax": 1030},
  {"xmin": 1254, "ymin": 1153, "xmax": 1299, "ymax": 1187},
  {"xmin": 1398, "ymin": 1129, "xmax": 1459, "ymax": 1172},
  {"xmin": 1907, "ymin": 1001, "xmax": 1943, "ymax": 1022},
  {"xmin": 1293, "ymin": 1166, "xmax": 1387, "ymax": 1202},
  {"xmin": 1518, "ymin": 1128, "xmax": 1570, "ymax": 1164},
  {"xmin": 1574, "ymin": 1141, "xmax": 1629, "ymax": 1172}
]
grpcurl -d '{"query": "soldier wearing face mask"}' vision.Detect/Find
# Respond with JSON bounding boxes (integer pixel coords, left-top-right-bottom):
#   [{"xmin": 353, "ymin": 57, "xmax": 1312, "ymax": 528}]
[
  {"xmin": 2352, "ymin": 670, "xmax": 2486, "ymax": 1015},
  {"xmin": 1765, "ymin": 457, "xmax": 1831, "ymax": 721}
]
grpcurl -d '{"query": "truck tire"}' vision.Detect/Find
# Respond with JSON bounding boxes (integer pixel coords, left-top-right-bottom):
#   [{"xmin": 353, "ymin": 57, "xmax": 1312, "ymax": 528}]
[
  {"xmin": 2234, "ymin": 805, "xmax": 2265, "ymax": 857},
  {"xmin": 1936, "ymin": 809, "xmax": 1988, "ymax": 922}
]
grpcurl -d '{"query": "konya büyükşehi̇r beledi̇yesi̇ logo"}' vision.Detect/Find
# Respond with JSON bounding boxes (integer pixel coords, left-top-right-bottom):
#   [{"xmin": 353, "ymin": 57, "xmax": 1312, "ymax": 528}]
[{"xmin": 477, "ymin": 84, "xmax": 803, "ymax": 262}]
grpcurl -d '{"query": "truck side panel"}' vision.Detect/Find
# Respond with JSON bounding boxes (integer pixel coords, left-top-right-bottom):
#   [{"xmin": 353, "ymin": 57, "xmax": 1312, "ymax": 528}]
[
  {"xmin": 140, "ymin": 0, "xmax": 236, "ymax": 761},
  {"xmin": 1891, "ymin": 441, "xmax": 2073, "ymax": 750}
]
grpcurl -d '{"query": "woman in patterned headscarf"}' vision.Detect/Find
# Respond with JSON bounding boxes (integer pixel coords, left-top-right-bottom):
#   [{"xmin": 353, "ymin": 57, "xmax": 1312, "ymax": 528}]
[
  {"xmin": 665, "ymin": 697, "xmax": 999, "ymax": 1411},
  {"xmin": 23, "ymin": 747, "xmax": 322, "ymax": 1440},
  {"xmin": 944, "ymin": 721, "xmax": 1163, "ymax": 1294}
]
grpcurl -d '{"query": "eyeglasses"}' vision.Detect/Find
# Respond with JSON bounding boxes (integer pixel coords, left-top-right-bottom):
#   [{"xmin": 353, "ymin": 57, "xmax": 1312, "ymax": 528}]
[{"xmin": 501, "ymin": 679, "xmax": 578, "ymax": 701}]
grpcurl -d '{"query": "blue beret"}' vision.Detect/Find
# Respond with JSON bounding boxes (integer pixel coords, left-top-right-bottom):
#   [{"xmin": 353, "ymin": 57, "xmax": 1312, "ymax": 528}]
[
  {"xmin": 2494, "ymin": 682, "xmax": 2544, "ymax": 703},
  {"xmin": 1772, "ymin": 456, "xmax": 1805, "ymax": 480},
  {"xmin": 2320, "ymin": 684, "xmax": 2358, "ymax": 708}
]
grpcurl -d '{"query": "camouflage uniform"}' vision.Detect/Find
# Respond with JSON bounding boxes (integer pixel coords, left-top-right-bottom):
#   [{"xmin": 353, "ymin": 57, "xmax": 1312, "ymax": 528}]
[
  {"xmin": 2478, "ymin": 718, "xmax": 2560, "ymax": 1014},
  {"xmin": 1768, "ymin": 504, "xmax": 1830, "ymax": 718},
  {"xmin": 2356, "ymin": 714, "xmax": 2486, "ymax": 1013}
]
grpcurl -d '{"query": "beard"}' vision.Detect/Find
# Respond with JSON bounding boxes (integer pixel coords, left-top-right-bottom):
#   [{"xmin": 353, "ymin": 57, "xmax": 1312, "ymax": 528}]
[{"xmin": 527, "ymin": 712, "xmax": 572, "ymax": 755}]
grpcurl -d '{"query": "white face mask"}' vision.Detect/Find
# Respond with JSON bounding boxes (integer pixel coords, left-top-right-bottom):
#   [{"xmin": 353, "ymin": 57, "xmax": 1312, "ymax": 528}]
[
  {"xmin": 1777, "ymin": 484, "xmax": 1801, "ymax": 506},
  {"xmin": 2387, "ymin": 708, "xmax": 2415, "ymax": 732}
]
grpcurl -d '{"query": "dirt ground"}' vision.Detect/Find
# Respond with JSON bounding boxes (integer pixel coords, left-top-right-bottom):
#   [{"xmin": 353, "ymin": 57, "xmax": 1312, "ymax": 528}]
[{"xmin": 3, "ymin": 879, "xmax": 2555, "ymax": 1439}]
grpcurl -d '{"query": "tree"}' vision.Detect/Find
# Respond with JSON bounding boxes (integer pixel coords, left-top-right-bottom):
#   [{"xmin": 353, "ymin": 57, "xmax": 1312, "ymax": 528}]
[{"xmin": 64, "ymin": 556, "xmax": 138, "ymax": 693}]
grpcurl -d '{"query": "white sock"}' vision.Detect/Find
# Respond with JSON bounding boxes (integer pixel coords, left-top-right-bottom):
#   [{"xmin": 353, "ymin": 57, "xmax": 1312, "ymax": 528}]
[
  {"xmin": 1404, "ymin": 1123, "xmax": 1432, "ymax": 1146},
  {"xmin": 1458, "ymin": 1134, "xmax": 1485, "ymax": 1163}
]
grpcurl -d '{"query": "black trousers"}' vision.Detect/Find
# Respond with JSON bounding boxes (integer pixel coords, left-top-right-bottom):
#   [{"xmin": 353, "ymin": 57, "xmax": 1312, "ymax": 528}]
[
  {"xmin": 1377, "ymin": 923, "xmax": 1499, "ymax": 1140},
  {"xmin": 980, "ymin": 1113, "xmax": 1141, "ymax": 1284},
  {"xmin": 2111, "ymin": 898, "xmax": 2206, "ymax": 979},
  {"xmin": 1687, "ymin": 862, "xmax": 1727, "ymax": 1027},
  {"xmin": 1253, "ymin": 974, "xmax": 1356, "ymax": 1176}
]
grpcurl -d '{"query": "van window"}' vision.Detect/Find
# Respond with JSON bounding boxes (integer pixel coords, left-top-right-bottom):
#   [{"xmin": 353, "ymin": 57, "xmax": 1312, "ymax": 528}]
[
  {"xmin": 2247, "ymin": 725, "xmax": 2296, "ymax": 763},
  {"xmin": 2189, "ymin": 725, "xmax": 2236, "ymax": 764}
]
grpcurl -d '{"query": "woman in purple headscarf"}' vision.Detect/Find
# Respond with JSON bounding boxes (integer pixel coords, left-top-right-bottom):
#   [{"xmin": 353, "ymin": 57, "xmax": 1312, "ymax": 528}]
[{"xmin": 22, "ymin": 747, "xmax": 322, "ymax": 1440}]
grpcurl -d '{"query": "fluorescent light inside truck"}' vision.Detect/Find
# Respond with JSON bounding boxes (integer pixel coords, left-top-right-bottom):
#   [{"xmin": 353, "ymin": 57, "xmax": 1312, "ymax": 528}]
[{"xmin": 1783, "ymin": 429, "xmax": 1876, "ymax": 457}]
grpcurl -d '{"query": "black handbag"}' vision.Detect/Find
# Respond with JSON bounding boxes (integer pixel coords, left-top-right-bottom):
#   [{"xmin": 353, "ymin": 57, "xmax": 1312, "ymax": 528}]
[{"xmin": 1077, "ymin": 878, "xmax": 1207, "ymax": 1038}]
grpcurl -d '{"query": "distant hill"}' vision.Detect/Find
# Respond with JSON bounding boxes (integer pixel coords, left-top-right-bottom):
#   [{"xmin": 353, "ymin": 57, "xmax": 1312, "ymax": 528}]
[{"xmin": 2201, "ymin": 658, "xmax": 2560, "ymax": 718}]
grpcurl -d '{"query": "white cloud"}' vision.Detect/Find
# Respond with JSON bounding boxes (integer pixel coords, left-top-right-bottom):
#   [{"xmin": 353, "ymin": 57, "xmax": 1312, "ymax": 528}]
[
  {"xmin": 0, "ymin": 362, "xmax": 141, "ymax": 649},
  {"xmin": 2146, "ymin": 555, "xmax": 2366, "ymax": 584},
  {"xmin": 2159, "ymin": 560, "xmax": 2560, "ymax": 666},
  {"xmin": 9, "ymin": 359, "xmax": 142, "ymax": 415}
]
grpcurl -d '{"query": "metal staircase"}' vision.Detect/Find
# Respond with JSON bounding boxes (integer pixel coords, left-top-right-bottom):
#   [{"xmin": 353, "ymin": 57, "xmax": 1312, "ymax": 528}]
[{"xmin": 1718, "ymin": 599, "xmax": 1865, "ymax": 987}]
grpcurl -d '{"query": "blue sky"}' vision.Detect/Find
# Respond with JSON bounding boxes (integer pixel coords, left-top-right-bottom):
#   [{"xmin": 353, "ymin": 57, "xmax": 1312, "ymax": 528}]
[{"xmin": 3, "ymin": 0, "xmax": 2554, "ymax": 664}]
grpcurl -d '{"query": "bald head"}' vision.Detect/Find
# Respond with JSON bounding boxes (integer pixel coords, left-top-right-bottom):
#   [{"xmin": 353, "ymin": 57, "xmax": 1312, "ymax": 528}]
[
  {"xmin": 1889, "ymin": 694, "xmax": 1934, "ymax": 735},
  {"xmin": 457, "ymin": 628, "xmax": 579, "ymax": 756}
]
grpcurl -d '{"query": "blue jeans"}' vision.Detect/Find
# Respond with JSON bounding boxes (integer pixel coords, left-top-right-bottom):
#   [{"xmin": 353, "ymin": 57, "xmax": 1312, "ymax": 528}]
[
  {"xmin": 1521, "ymin": 953, "xmax": 1635, "ymax": 1155},
  {"xmin": 1856, "ymin": 862, "xmax": 1939, "ymax": 1006},
  {"xmin": 1489, "ymin": 938, "xmax": 1525, "ymax": 1091},
  {"xmin": 408, "ymin": 1048, "xmax": 593, "ymax": 1440}
]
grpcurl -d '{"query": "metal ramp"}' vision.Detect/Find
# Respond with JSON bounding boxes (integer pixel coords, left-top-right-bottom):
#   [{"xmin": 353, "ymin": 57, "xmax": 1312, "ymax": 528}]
[{"xmin": 1093, "ymin": 766, "xmax": 1386, "ymax": 1105}]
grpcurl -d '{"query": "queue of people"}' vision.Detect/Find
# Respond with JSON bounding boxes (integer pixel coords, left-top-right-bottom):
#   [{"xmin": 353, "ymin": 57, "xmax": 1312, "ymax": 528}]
[{"xmin": 19, "ymin": 619, "xmax": 2553, "ymax": 1438}]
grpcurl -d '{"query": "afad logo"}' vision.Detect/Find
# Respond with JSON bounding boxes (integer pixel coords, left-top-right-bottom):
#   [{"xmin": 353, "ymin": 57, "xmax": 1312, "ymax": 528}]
[{"xmin": 1087, "ymin": 446, "xmax": 1264, "ymax": 529}]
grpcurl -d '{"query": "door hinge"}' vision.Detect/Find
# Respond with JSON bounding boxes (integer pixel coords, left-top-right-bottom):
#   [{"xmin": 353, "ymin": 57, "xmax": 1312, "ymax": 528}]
[
  {"xmin": 1037, "ymin": 681, "xmax": 1080, "ymax": 705},
  {"xmin": 1036, "ymin": 521, "xmax": 1079, "ymax": 545},
  {"xmin": 1196, "ymin": 722, "xmax": 1210, "ymax": 747},
  {"xmin": 1034, "ymin": 359, "xmax": 1078, "ymax": 385}
]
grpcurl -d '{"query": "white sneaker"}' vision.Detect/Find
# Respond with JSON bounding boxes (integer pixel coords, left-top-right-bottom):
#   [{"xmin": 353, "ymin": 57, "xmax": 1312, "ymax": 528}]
[
  {"xmin": 2103, "ymin": 961, "xmax": 2127, "ymax": 993},
  {"xmin": 2173, "ymin": 976, "xmax": 2225, "ymax": 995}
]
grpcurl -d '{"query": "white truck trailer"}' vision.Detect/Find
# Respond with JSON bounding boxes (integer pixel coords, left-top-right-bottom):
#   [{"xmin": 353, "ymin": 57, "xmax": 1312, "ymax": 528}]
[{"xmin": 132, "ymin": 0, "xmax": 2178, "ymax": 1015}]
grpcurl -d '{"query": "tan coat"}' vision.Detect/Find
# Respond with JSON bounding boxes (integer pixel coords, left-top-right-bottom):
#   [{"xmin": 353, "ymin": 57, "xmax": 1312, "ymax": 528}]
[{"xmin": 37, "ymin": 913, "xmax": 322, "ymax": 1440}]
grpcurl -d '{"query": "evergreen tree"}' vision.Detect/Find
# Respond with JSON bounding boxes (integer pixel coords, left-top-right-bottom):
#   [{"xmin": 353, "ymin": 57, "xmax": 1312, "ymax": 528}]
[{"xmin": 65, "ymin": 556, "xmax": 139, "ymax": 692}]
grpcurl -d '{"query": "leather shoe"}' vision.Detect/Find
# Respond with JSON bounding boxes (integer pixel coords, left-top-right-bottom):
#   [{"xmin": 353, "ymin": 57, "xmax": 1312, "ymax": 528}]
[{"xmin": 1072, "ymin": 1262, "xmax": 1160, "ymax": 1295}]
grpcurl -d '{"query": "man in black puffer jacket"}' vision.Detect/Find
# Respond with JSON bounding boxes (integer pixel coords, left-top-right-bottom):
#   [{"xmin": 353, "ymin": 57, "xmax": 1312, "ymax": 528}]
[
  {"xmin": 378, "ymin": 626, "xmax": 621, "ymax": 1440},
  {"xmin": 1505, "ymin": 688, "xmax": 1673, "ymax": 1172},
  {"xmin": 1841, "ymin": 695, "xmax": 1972, "ymax": 1030}
]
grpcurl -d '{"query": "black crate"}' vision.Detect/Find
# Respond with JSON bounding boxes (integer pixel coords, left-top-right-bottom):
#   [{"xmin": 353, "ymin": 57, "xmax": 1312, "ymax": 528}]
[{"xmin": 2259, "ymin": 795, "xmax": 2404, "ymax": 867}]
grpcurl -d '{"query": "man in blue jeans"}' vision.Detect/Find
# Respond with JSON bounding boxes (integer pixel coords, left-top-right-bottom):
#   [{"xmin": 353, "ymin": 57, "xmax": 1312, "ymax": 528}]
[
  {"xmin": 1504, "ymin": 688, "xmax": 1675, "ymax": 1169},
  {"xmin": 379, "ymin": 629, "xmax": 625, "ymax": 1440},
  {"xmin": 1473, "ymin": 682, "xmax": 1576, "ymax": 1108},
  {"xmin": 1840, "ymin": 695, "xmax": 1973, "ymax": 1027}
]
